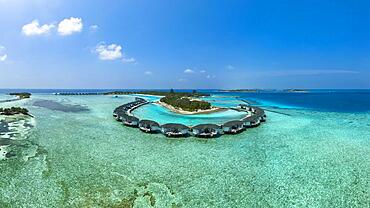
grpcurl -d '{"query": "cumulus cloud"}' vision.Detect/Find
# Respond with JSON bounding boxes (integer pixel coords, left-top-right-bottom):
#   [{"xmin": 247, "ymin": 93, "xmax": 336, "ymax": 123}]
[
  {"xmin": 0, "ymin": 46, "xmax": 7, "ymax": 62},
  {"xmin": 93, "ymin": 43, "xmax": 136, "ymax": 63},
  {"xmin": 184, "ymin": 69, "xmax": 195, "ymax": 74},
  {"xmin": 200, "ymin": 70, "xmax": 206, "ymax": 73},
  {"xmin": 0, "ymin": 54, "xmax": 7, "ymax": 62},
  {"xmin": 22, "ymin": 20, "xmax": 54, "ymax": 36},
  {"xmin": 94, "ymin": 43, "xmax": 122, "ymax": 60},
  {"xmin": 144, "ymin": 71, "xmax": 153, "ymax": 75},
  {"xmin": 58, "ymin": 17, "xmax": 83, "ymax": 36}
]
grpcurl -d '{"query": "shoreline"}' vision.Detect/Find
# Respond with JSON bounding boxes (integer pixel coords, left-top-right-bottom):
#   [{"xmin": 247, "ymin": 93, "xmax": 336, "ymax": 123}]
[{"xmin": 156, "ymin": 101, "xmax": 227, "ymax": 115}]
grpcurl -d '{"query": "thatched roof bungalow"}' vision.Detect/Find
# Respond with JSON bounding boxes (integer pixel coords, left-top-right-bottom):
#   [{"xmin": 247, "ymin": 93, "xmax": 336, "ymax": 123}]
[
  {"xmin": 139, "ymin": 120, "xmax": 161, "ymax": 133},
  {"xmin": 192, "ymin": 124, "xmax": 222, "ymax": 138},
  {"xmin": 121, "ymin": 114, "xmax": 139, "ymax": 127},
  {"xmin": 161, "ymin": 123, "xmax": 190, "ymax": 137},
  {"xmin": 242, "ymin": 115, "xmax": 261, "ymax": 127},
  {"xmin": 222, "ymin": 120, "xmax": 244, "ymax": 134}
]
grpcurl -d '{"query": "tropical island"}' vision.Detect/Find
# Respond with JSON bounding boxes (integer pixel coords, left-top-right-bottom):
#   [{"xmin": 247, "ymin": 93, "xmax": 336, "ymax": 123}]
[
  {"xmin": 108, "ymin": 89, "xmax": 210, "ymax": 97},
  {"xmin": 0, "ymin": 107, "xmax": 30, "ymax": 116},
  {"xmin": 9, "ymin": 92, "xmax": 32, "ymax": 99},
  {"xmin": 157, "ymin": 92, "xmax": 225, "ymax": 115},
  {"xmin": 55, "ymin": 89, "xmax": 211, "ymax": 97}
]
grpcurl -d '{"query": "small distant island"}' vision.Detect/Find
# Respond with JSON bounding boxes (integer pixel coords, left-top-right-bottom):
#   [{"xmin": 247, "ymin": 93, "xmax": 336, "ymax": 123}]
[
  {"xmin": 219, "ymin": 89, "xmax": 260, "ymax": 93},
  {"xmin": 9, "ymin": 92, "xmax": 32, "ymax": 99},
  {"xmin": 283, "ymin": 89, "xmax": 309, "ymax": 93},
  {"xmin": 107, "ymin": 90, "xmax": 210, "ymax": 97},
  {"xmin": 0, "ymin": 107, "xmax": 31, "ymax": 116},
  {"xmin": 55, "ymin": 90, "xmax": 211, "ymax": 97}
]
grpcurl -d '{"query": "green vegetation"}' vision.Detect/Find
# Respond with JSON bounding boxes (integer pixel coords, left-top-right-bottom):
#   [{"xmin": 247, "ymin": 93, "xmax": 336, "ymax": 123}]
[
  {"xmin": 104, "ymin": 90, "xmax": 209, "ymax": 97},
  {"xmin": 160, "ymin": 94, "xmax": 211, "ymax": 112},
  {"xmin": 0, "ymin": 107, "xmax": 30, "ymax": 116},
  {"xmin": 9, "ymin": 92, "xmax": 32, "ymax": 99},
  {"xmin": 56, "ymin": 89, "xmax": 210, "ymax": 97}
]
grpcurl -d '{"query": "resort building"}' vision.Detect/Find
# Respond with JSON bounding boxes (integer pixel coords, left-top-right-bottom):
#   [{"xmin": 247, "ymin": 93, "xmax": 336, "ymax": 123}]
[
  {"xmin": 192, "ymin": 124, "xmax": 222, "ymax": 138},
  {"xmin": 161, "ymin": 123, "xmax": 190, "ymax": 137},
  {"xmin": 121, "ymin": 114, "xmax": 140, "ymax": 127},
  {"xmin": 242, "ymin": 115, "xmax": 260, "ymax": 127},
  {"xmin": 222, "ymin": 120, "xmax": 244, "ymax": 134},
  {"xmin": 138, "ymin": 120, "xmax": 161, "ymax": 133},
  {"xmin": 238, "ymin": 104, "xmax": 249, "ymax": 110}
]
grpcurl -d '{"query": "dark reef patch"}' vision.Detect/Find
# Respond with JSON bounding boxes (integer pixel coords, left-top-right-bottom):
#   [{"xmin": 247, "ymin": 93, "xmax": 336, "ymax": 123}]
[
  {"xmin": 0, "ymin": 121, "xmax": 9, "ymax": 132},
  {"xmin": 33, "ymin": 100, "xmax": 89, "ymax": 112},
  {"xmin": 0, "ymin": 115, "xmax": 36, "ymax": 161},
  {"xmin": 0, "ymin": 138, "xmax": 13, "ymax": 146}
]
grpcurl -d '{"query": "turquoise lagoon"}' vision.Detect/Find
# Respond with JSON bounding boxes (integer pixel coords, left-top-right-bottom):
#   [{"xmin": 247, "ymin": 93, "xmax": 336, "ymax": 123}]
[
  {"xmin": 132, "ymin": 103, "xmax": 247, "ymax": 126},
  {"xmin": 0, "ymin": 91, "xmax": 370, "ymax": 207}
]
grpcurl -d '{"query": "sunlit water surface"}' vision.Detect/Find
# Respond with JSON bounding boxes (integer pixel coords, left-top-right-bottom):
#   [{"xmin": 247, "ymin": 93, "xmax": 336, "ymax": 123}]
[{"xmin": 0, "ymin": 92, "xmax": 369, "ymax": 207}]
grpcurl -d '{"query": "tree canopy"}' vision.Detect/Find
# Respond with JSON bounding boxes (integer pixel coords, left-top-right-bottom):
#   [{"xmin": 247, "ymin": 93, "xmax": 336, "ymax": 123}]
[{"xmin": 160, "ymin": 94, "xmax": 211, "ymax": 112}]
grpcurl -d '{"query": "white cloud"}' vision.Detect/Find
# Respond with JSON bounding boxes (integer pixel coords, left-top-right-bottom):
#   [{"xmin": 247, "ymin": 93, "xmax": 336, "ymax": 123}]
[
  {"xmin": 184, "ymin": 69, "xmax": 195, "ymax": 74},
  {"xmin": 93, "ymin": 43, "xmax": 135, "ymax": 63},
  {"xmin": 0, "ymin": 46, "xmax": 7, "ymax": 62},
  {"xmin": 94, "ymin": 43, "xmax": 122, "ymax": 61},
  {"xmin": 122, "ymin": 57, "xmax": 136, "ymax": 64},
  {"xmin": 226, "ymin": 65, "xmax": 234, "ymax": 70},
  {"xmin": 178, "ymin": 78, "xmax": 187, "ymax": 82},
  {"xmin": 22, "ymin": 20, "xmax": 54, "ymax": 36},
  {"xmin": 89, "ymin": 25, "xmax": 99, "ymax": 32},
  {"xmin": 58, "ymin": 17, "xmax": 83, "ymax": 36},
  {"xmin": 144, "ymin": 71, "xmax": 153, "ymax": 75},
  {"xmin": 200, "ymin": 70, "xmax": 206, "ymax": 73},
  {"xmin": 0, "ymin": 54, "xmax": 7, "ymax": 62}
]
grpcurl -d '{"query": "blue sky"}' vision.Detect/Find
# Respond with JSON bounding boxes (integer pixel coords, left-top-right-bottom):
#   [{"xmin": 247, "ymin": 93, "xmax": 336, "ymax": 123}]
[{"xmin": 0, "ymin": 0, "xmax": 369, "ymax": 89}]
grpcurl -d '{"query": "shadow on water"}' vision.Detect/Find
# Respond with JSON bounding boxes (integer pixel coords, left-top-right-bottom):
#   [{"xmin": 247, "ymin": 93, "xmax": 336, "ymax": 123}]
[{"xmin": 33, "ymin": 100, "xmax": 89, "ymax": 113}]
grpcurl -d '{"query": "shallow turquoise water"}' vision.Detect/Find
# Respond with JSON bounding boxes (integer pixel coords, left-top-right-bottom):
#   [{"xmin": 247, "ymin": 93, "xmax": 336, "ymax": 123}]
[
  {"xmin": 132, "ymin": 103, "xmax": 247, "ymax": 126},
  {"xmin": 0, "ymin": 93, "xmax": 369, "ymax": 207}
]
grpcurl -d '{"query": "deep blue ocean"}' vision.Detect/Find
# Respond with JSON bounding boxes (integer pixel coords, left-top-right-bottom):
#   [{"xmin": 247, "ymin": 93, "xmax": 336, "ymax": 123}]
[{"xmin": 0, "ymin": 89, "xmax": 369, "ymax": 113}]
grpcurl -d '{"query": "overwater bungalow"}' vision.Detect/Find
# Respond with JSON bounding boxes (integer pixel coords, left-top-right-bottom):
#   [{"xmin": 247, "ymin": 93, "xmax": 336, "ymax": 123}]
[
  {"xmin": 242, "ymin": 115, "xmax": 260, "ymax": 127},
  {"xmin": 252, "ymin": 107, "xmax": 266, "ymax": 122},
  {"xmin": 161, "ymin": 123, "xmax": 190, "ymax": 137},
  {"xmin": 238, "ymin": 104, "xmax": 249, "ymax": 110},
  {"xmin": 139, "ymin": 120, "xmax": 161, "ymax": 133},
  {"xmin": 115, "ymin": 112, "xmax": 123, "ymax": 121},
  {"xmin": 222, "ymin": 120, "xmax": 244, "ymax": 134},
  {"xmin": 192, "ymin": 124, "xmax": 222, "ymax": 138},
  {"xmin": 121, "ymin": 114, "xmax": 139, "ymax": 127}
]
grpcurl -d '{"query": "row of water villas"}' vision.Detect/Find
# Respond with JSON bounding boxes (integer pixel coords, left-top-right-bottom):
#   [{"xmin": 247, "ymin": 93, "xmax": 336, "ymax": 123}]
[{"xmin": 113, "ymin": 98, "xmax": 266, "ymax": 138}]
